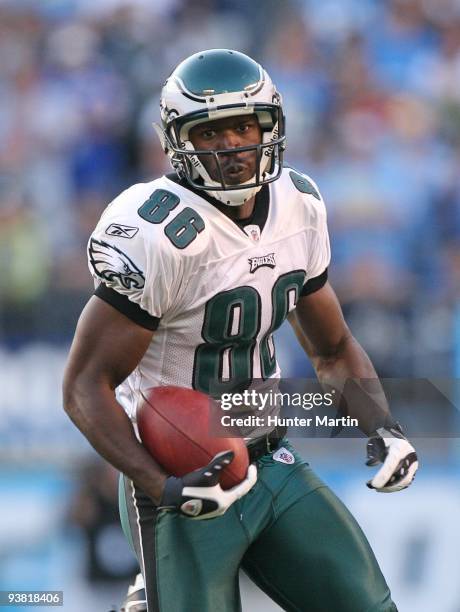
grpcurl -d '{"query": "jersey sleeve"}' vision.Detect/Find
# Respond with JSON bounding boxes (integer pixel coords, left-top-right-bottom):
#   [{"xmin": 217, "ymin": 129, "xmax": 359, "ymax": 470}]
[
  {"xmin": 303, "ymin": 177, "xmax": 331, "ymax": 282},
  {"xmin": 285, "ymin": 168, "xmax": 331, "ymax": 296},
  {"xmin": 305, "ymin": 201, "xmax": 330, "ymax": 280},
  {"xmin": 87, "ymin": 185, "xmax": 182, "ymax": 323},
  {"xmin": 300, "ymin": 268, "xmax": 328, "ymax": 296}
]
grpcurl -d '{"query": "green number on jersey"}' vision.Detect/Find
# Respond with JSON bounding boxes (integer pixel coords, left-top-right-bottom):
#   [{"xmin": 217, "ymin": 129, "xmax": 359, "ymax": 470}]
[
  {"xmin": 288, "ymin": 170, "xmax": 320, "ymax": 200},
  {"xmin": 193, "ymin": 271, "xmax": 305, "ymax": 395},
  {"xmin": 194, "ymin": 287, "xmax": 261, "ymax": 395},
  {"xmin": 138, "ymin": 189, "xmax": 180, "ymax": 223},
  {"xmin": 138, "ymin": 189, "xmax": 205, "ymax": 249},
  {"xmin": 165, "ymin": 207, "xmax": 205, "ymax": 249},
  {"xmin": 260, "ymin": 271, "xmax": 305, "ymax": 378}
]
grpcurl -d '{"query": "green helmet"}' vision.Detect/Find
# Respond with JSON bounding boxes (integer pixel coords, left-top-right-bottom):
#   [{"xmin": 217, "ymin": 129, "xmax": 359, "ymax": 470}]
[{"xmin": 154, "ymin": 49, "xmax": 285, "ymax": 206}]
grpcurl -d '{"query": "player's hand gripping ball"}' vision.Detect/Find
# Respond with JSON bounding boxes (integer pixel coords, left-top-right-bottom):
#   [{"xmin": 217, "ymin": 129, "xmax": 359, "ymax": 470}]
[
  {"xmin": 137, "ymin": 386, "xmax": 250, "ymax": 490},
  {"xmin": 160, "ymin": 449, "xmax": 257, "ymax": 519}
]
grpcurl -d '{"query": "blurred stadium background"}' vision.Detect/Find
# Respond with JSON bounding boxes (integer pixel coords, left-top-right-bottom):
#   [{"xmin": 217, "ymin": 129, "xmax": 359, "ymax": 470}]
[{"xmin": 1, "ymin": 0, "xmax": 460, "ymax": 610}]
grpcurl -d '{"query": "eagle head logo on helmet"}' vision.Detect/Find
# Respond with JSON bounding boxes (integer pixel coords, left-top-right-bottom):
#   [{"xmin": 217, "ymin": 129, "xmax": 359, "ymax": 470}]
[{"xmin": 153, "ymin": 49, "xmax": 286, "ymax": 207}]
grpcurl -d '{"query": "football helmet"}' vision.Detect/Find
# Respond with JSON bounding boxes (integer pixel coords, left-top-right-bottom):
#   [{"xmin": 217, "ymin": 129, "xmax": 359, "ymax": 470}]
[{"xmin": 154, "ymin": 49, "xmax": 285, "ymax": 206}]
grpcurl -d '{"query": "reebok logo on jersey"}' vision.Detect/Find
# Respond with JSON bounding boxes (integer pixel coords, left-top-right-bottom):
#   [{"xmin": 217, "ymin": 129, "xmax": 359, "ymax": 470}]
[
  {"xmin": 248, "ymin": 253, "xmax": 276, "ymax": 273},
  {"xmin": 273, "ymin": 447, "xmax": 295, "ymax": 464},
  {"xmin": 105, "ymin": 223, "xmax": 139, "ymax": 239}
]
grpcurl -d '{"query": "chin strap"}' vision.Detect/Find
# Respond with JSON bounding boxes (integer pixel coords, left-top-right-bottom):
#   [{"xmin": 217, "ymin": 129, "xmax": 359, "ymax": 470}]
[{"xmin": 209, "ymin": 182, "xmax": 263, "ymax": 206}]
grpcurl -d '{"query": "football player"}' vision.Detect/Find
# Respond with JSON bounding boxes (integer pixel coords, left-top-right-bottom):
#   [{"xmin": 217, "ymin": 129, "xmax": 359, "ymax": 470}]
[{"xmin": 63, "ymin": 49, "xmax": 418, "ymax": 612}]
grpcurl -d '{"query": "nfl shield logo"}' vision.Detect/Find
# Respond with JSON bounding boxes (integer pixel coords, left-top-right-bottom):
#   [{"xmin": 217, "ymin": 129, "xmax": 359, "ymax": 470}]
[
  {"xmin": 273, "ymin": 447, "xmax": 295, "ymax": 464},
  {"xmin": 244, "ymin": 224, "xmax": 261, "ymax": 242}
]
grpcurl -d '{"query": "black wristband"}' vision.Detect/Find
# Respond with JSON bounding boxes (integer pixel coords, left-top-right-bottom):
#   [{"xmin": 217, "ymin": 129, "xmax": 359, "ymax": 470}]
[
  {"xmin": 160, "ymin": 476, "xmax": 183, "ymax": 507},
  {"xmin": 384, "ymin": 422, "xmax": 405, "ymax": 438},
  {"xmin": 370, "ymin": 421, "xmax": 405, "ymax": 438}
]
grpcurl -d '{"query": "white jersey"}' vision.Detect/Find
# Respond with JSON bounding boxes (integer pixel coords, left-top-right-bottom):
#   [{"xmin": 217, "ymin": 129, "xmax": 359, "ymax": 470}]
[{"xmin": 88, "ymin": 167, "xmax": 330, "ymax": 420}]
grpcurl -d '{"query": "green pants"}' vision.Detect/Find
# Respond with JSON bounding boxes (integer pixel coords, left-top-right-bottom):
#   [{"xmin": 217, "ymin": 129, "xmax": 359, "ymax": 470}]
[{"xmin": 119, "ymin": 442, "xmax": 397, "ymax": 612}]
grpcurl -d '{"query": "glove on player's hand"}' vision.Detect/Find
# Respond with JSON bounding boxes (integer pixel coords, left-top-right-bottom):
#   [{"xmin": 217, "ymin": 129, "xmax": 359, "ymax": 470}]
[
  {"xmin": 366, "ymin": 423, "xmax": 418, "ymax": 492},
  {"xmin": 159, "ymin": 450, "xmax": 257, "ymax": 519}
]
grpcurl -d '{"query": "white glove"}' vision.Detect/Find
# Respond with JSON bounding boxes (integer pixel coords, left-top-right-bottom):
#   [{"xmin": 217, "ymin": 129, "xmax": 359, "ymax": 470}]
[
  {"xmin": 366, "ymin": 423, "xmax": 418, "ymax": 492},
  {"xmin": 160, "ymin": 450, "xmax": 257, "ymax": 519}
]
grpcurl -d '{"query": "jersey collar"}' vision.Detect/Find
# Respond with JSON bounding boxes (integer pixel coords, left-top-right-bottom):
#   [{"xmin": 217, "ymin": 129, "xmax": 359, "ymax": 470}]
[{"xmin": 165, "ymin": 172, "xmax": 270, "ymax": 235}]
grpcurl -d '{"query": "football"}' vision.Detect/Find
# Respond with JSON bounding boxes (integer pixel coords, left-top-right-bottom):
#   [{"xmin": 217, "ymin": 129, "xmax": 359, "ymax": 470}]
[{"xmin": 137, "ymin": 386, "xmax": 249, "ymax": 489}]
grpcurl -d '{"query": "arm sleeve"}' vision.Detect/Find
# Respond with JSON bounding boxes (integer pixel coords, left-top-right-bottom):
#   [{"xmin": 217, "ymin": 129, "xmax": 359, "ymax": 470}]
[
  {"xmin": 94, "ymin": 283, "xmax": 160, "ymax": 330},
  {"xmin": 304, "ymin": 186, "xmax": 331, "ymax": 282},
  {"xmin": 87, "ymin": 207, "xmax": 182, "ymax": 319},
  {"xmin": 300, "ymin": 268, "xmax": 328, "ymax": 296}
]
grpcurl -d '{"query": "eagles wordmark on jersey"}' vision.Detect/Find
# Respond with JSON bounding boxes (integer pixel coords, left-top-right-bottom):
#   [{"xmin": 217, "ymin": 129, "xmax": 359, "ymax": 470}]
[{"xmin": 88, "ymin": 167, "xmax": 330, "ymax": 420}]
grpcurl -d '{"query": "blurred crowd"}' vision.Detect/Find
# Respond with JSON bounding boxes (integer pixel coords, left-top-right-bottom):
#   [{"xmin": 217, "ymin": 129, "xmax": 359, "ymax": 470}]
[{"xmin": 0, "ymin": 0, "xmax": 459, "ymax": 375}]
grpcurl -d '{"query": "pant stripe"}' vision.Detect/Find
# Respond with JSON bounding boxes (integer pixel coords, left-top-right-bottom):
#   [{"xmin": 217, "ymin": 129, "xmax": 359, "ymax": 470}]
[
  {"xmin": 131, "ymin": 482, "xmax": 161, "ymax": 612},
  {"xmin": 130, "ymin": 480, "xmax": 147, "ymax": 585},
  {"xmin": 120, "ymin": 476, "xmax": 144, "ymax": 572}
]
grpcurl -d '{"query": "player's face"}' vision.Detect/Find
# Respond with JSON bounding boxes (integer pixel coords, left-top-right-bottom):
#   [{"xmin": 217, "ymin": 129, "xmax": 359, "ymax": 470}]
[{"xmin": 189, "ymin": 115, "xmax": 262, "ymax": 185}]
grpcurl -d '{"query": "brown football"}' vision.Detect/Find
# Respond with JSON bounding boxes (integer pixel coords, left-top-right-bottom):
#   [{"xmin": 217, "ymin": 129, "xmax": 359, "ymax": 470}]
[{"xmin": 137, "ymin": 386, "xmax": 249, "ymax": 490}]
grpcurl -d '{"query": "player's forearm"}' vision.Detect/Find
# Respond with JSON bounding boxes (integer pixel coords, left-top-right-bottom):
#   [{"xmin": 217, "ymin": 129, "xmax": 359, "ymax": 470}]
[
  {"xmin": 312, "ymin": 334, "xmax": 395, "ymax": 436},
  {"xmin": 63, "ymin": 380, "xmax": 167, "ymax": 504}
]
